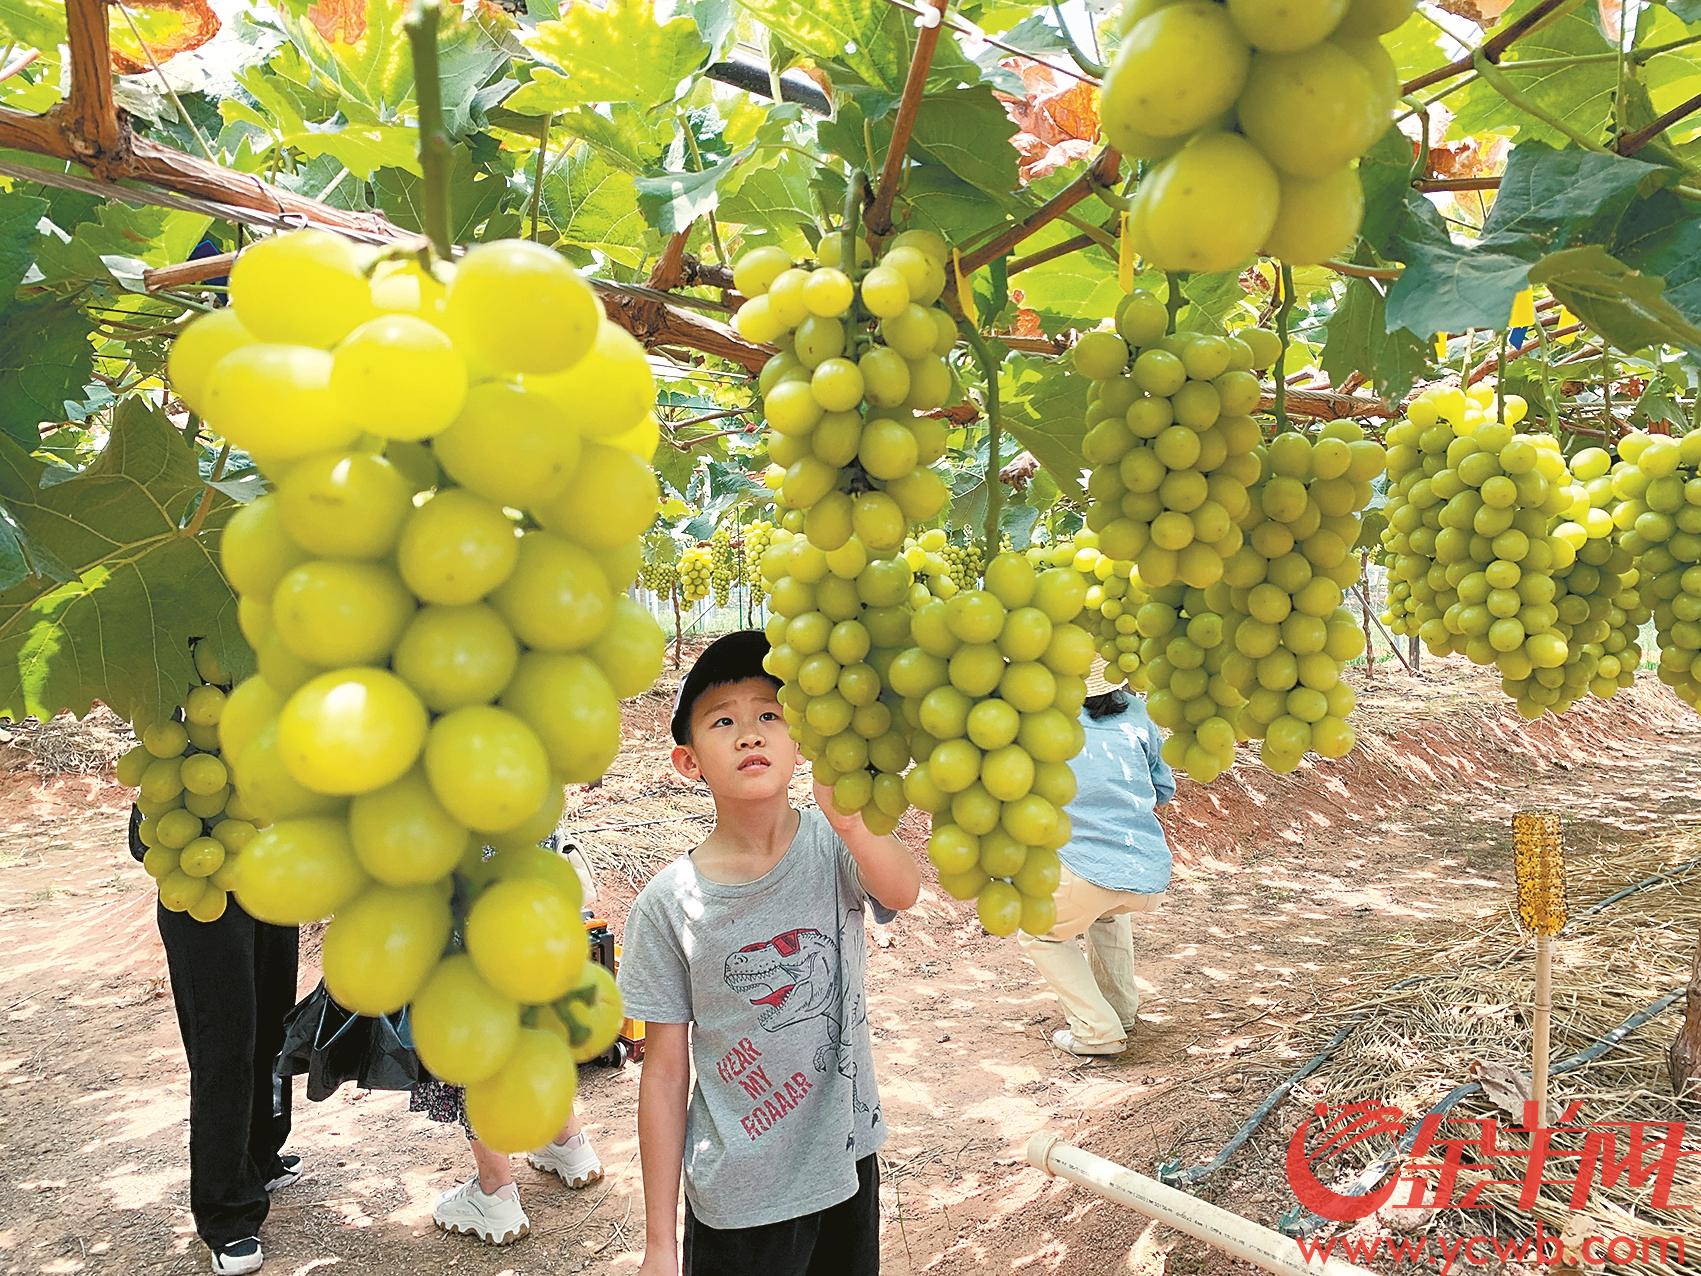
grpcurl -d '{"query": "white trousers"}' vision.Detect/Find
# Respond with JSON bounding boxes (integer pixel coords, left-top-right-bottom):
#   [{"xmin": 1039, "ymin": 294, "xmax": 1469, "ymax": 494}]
[{"xmin": 1017, "ymin": 867, "xmax": 1162, "ymax": 1047}]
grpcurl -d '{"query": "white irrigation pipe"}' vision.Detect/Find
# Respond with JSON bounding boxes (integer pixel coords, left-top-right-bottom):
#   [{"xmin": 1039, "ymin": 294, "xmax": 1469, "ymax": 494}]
[{"xmin": 1026, "ymin": 1133, "xmax": 1377, "ymax": 1276}]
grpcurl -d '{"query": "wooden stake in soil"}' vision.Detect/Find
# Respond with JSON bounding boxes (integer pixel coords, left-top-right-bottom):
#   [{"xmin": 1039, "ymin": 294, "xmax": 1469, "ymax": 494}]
[{"xmin": 1513, "ymin": 810, "xmax": 1566, "ymax": 1126}]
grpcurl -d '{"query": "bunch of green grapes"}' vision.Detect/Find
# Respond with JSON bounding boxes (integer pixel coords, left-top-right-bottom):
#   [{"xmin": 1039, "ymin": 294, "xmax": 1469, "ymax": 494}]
[
  {"xmin": 1103, "ymin": 0, "xmax": 1410, "ymax": 269},
  {"xmin": 732, "ymin": 230, "xmax": 954, "ymax": 550},
  {"xmin": 168, "ymin": 230, "xmax": 663, "ymax": 1154},
  {"xmin": 903, "ymin": 528, "xmax": 963, "ymax": 600},
  {"xmin": 732, "ymin": 228, "xmax": 960, "ymax": 830},
  {"xmin": 757, "ymin": 528, "xmax": 916, "ymax": 836},
  {"xmin": 1381, "ymin": 385, "xmax": 1582, "ymax": 711},
  {"xmin": 940, "ymin": 538, "xmax": 984, "ymax": 592},
  {"xmin": 1518, "ymin": 447, "xmax": 1648, "ymax": 716},
  {"xmin": 679, "ymin": 545, "xmax": 714, "ymax": 603},
  {"xmin": 1029, "ymin": 532, "xmax": 1150, "ymax": 689},
  {"xmin": 893, "ymin": 552, "xmax": 1096, "ymax": 936},
  {"xmin": 639, "ymin": 558, "xmax": 678, "ymax": 595},
  {"xmin": 743, "ymin": 520, "xmax": 776, "ymax": 606},
  {"xmin": 1075, "ymin": 291, "xmax": 1281, "ymax": 591},
  {"xmin": 119, "ymin": 644, "xmax": 257, "ymax": 924},
  {"xmin": 1609, "ymin": 430, "xmax": 1701, "ymax": 710},
  {"xmin": 710, "ymin": 526, "xmax": 737, "ymax": 607},
  {"xmin": 1137, "ymin": 423, "xmax": 1380, "ymax": 781}
]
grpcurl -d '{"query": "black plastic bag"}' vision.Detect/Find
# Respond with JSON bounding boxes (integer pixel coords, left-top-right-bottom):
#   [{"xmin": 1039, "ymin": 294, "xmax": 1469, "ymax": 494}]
[{"xmin": 276, "ymin": 982, "xmax": 419, "ymax": 1101}]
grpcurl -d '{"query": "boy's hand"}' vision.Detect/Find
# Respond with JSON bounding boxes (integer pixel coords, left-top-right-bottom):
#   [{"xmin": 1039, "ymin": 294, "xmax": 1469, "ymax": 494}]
[{"xmin": 812, "ymin": 778, "xmax": 862, "ymax": 835}]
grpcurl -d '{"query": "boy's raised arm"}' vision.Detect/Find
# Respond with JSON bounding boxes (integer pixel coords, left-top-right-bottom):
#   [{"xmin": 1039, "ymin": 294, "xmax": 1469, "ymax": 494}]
[
  {"xmin": 813, "ymin": 780, "xmax": 921, "ymax": 911},
  {"xmin": 636, "ymin": 1021, "xmax": 690, "ymax": 1276}
]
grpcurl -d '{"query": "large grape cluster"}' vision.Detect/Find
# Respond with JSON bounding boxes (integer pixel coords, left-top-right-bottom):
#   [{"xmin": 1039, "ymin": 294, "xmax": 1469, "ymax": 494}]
[
  {"xmin": 709, "ymin": 526, "xmax": 738, "ymax": 607},
  {"xmin": 743, "ymin": 520, "xmax": 776, "ymax": 607},
  {"xmin": 733, "ymin": 228, "xmax": 960, "ymax": 831},
  {"xmin": 1074, "ymin": 290, "xmax": 1280, "ymax": 590},
  {"xmin": 940, "ymin": 538, "xmax": 984, "ymax": 594},
  {"xmin": 679, "ymin": 545, "xmax": 713, "ymax": 603},
  {"xmin": 896, "ymin": 552, "xmax": 1095, "ymax": 935},
  {"xmin": 639, "ymin": 557, "xmax": 678, "ymax": 595},
  {"xmin": 168, "ymin": 230, "xmax": 663, "ymax": 1153},
  {"xmin": 1030, "ymin": 533, "xmax": 1150, "ymax": 689},
  {"xmin": 758, "ymin": 527, "xmax": 917, "ymax": 836},
  {"xmin": 1139, "ymin": 424, "xmax": 1378, "ymax": 781},
  {"xmin": 1612, "ymin": 430, "xmax": 1701, "ymax": 709},
  {"xmin": 1102, "ymin": 0, "xmax": 1411, "ymax": 269},
  {"xmin": 1382, "ymin": 385, "xmax": 1584, "ymax": 712},
  {"xmin": 902, "ymin": 528, "xmax": 967, "ymax": 599},
  {"xmin": 120, "ymin": 644, "xmax": 256, "ymax": 924},
  {"xmin": 1522, "ymin": 446, "xmax": 1647, "ymax": 716}
]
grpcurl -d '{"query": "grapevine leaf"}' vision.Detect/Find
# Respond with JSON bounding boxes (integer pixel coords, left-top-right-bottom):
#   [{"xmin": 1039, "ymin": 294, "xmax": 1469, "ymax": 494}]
[
  {"xmin": 0, "ymin": 401, "xmax": 245, "ymax": 728},
  {"xmin": 1449, "ymin": 0, "xmax": 1619, "ymax": 145},
  {"xmin": 1478, "ymin": 143, "xmax": 1663, "ymax": 249},
  {"xmin": 1528, "ymin": 244, "xmax": 1701, "ymax": 356},
  {"xmin": 1606, "ymin": 188, "xmax": 1701, "ymax": 326},
  {"xmin": 0, "ymin": 190, "xmax": 48, "ymax": 302},
  {"xmin": 507, "ymin": 0, "xmax": 708, "ymax": 114},
  {"xmin": 895, "ymin": 167, "xmax": 1018, "ymax": 245},
  {"xmin": 718, "ymin": 149, "xmax": 818, "ymax": 237},
  {"xmin": 907, "ymin": 87, "xmax": 1021, "ymax": 199},
  {"xmin": 732, "ymin": 0, "xmax": 913, "ymax": 92},
  {"xmin": 546, "ymin": 104, "xmax": 677, "ymax": 175},
  {"xmin": 1321, "ymin": 278, "xmax": 1429, "ymax": 403},
  {"xmin": 1384, "ymin": 193, "xmax": 1534, "ymax": 335},
  {"xmin": 1009, "ymin": 227, "xmax": 1119, "ymax": 334},
  {"xmin": 1659, "ymin": 0, "xmax": 1701, "ymax": 19},
  {"xmin": 0, "ymin": 301, "xmax": 94, "ymax": 445},
  {"xmin": 373, "ymin": 140, "xmax": 508, "ymax": 242},
  {"xmin": 107, "ymin": 0, "xmax": 221, "ymax": 75},
  {"xmin": 541, "ymin": 147, "xmax": 652, "ymax": 268},
  {"xmin": 1358, "ymin": 126, "xmax": 1414, "ymax": 250},
  {"xmin": 635, "ymin": 142, "xmax": 756, "ymax": 236},
  {"xmin": 999, "ymin": 351, "xmax": 1089, "ymax": 500},
  {"xmin": 0, "ymin": 0, "xmax": 66, "ymax": 51},
  {"xmin": 274, "ymin": 0, "xmax": 506, "ymax": 130},
  {"xmin": 1179, "ymin": 271, "xmax": 1248, "ymax": 334}
]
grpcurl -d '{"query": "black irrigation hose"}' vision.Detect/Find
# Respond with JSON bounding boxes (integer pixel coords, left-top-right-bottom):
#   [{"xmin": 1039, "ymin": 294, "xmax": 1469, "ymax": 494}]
[
  {"xmin": 1157, "ymin": 976, "xmax": 1435, "ymax": 1190},
  {"xmin": 1583, "ymin": 857, "xmax": 1701, "ymax": 916},
  {"xmin": 1275, "ymin": 987, "xmax": 1687, "ymax": 1237},
  {"xmin": 1157, "ymin": 858, "xmax": 1701, "ymax": 1194}
]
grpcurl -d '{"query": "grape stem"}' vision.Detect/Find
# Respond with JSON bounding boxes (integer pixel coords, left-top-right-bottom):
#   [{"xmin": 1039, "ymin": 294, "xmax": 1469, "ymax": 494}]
[
  {"xmin": 1273, "ymin": 264, "xmax": 1295, "ymax": 435},
  {"xmin": 529, "ymin": 114, "xmax": 551, "ymax": 242},
  {"xmin": 961, "ymin": 322, "xmax": 1004, "ymax": 559},
  {"xmin": 867, "ymin": 0, "xmax": 948, "ymax": 236},
  {"xmin": 404, "ymin": 0, "xmax": 454, "ymax": 259},
  {"xmin": 1048, "ymin": 0, "xmax": 1106, "ymax": 80}
]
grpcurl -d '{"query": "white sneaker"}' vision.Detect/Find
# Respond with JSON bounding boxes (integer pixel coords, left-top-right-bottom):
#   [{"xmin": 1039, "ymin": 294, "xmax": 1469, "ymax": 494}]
[
  {"xmin": 1052, "ymin": 1028, "xmax": 1124, "ymax": 1057},
  {"xmin": 210, "ymin": 1236, "xmax": 263, "ymax": 1275},
  {"xmin": 432, "ymin": 1177, "xmax": 529, "ymax": 1245},
  {"xmin": 264, "ymin": 1155, "xmax": 303, "ymax": 1192},
  {"xmin": 527, "ymin": 1133, "xmax": 604, "ymax": 1189}
]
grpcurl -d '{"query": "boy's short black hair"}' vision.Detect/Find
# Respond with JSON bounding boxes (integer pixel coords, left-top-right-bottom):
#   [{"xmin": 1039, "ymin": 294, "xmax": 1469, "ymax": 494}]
[{"xmin": 670, "ymin": 630, "xmax": 779, "ymax": 745}]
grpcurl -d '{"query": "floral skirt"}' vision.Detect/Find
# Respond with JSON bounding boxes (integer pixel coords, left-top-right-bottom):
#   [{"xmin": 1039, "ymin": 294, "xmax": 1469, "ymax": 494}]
[{"xmin": 409, "ymin": 1078, "xmax": 472, "ymax": 1135}]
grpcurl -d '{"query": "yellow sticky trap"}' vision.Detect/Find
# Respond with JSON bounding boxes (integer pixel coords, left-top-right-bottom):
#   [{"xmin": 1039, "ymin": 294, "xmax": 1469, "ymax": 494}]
[
  {"xmin": 1509, "ymin": 288, "xmax": 1535, "ymax": 328},
  {"xmin": 1556, "ymin": 305, "xmax": 1580, "ymax": 343},
  {"xmin": 1117, "ymin": 212, "xmax": 1134, "ymax": 294},
  {"xmin": 952, "ymin": 248, "xmax": 978, "ymax": 327},
  {"xmin": 1435, "ymin": 332, "xmax": 1450, "ymax": 361}
]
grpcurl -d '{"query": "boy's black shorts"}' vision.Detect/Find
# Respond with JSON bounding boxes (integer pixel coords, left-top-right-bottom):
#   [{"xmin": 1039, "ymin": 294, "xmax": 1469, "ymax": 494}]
[{"xmin": 683, "ymin": 1154, "xmax": 879, "ymax": 1275}]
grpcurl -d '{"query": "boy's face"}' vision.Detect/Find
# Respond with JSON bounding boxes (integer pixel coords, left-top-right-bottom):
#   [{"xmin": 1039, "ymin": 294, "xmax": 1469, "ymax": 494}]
[{"xmin": 673, "ymin": 676, "xmax": 798, "ymax": 801}]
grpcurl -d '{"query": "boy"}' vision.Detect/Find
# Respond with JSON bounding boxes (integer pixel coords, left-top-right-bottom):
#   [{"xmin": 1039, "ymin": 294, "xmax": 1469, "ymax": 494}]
[{"xmin": 619, "ymin": 630, "xmax": 921, "ymax": 1275}]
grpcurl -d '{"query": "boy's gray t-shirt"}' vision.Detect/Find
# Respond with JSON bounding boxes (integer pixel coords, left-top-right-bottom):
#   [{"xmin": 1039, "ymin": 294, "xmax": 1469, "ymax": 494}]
[{"xmin": 617, "ymin": 807, "xmax": 891, "ymax": 1229}]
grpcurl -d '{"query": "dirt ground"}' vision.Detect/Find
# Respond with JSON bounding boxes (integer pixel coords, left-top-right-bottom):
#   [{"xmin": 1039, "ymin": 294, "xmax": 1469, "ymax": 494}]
[{"xmin": 2, "ymin": 658, "xmax": 1699, "ymax": 1276}]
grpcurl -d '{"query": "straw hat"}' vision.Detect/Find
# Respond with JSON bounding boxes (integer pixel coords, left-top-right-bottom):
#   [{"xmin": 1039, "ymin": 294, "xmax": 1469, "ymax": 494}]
[{"xmin": 1084, "ymin": 658, "xmax": 1121, "ymax": 697}]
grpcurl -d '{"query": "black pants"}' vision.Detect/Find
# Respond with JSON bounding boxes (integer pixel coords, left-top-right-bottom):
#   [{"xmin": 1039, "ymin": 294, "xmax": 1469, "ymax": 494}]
[
  {"xmin": 157, "ymin": 899, "xmax": 299, "ymax": 1247},
  {"xmin": 683, "ymin": 1155, "xmax": 879, "ymax": 1275}
]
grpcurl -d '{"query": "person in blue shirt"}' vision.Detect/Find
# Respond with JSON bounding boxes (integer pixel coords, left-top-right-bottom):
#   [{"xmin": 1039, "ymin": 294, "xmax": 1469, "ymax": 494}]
[{"xmin": 1018, "ymin": 660, "xmax": 1177, "ymax": 1057}]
